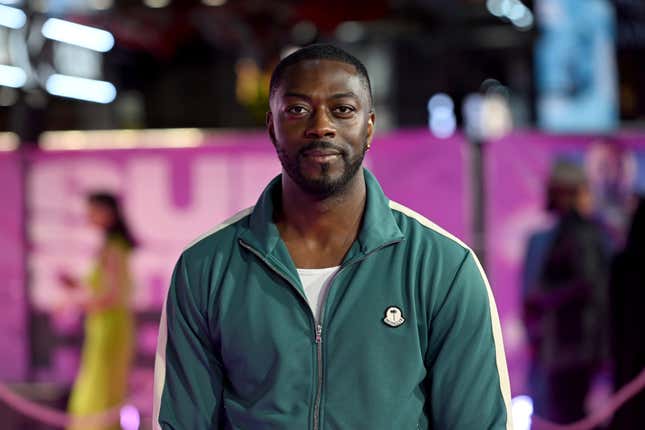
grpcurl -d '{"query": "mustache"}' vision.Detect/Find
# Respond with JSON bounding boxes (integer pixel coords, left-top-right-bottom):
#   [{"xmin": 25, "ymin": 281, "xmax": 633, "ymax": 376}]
[{"xmin": 298, "ymin": 140, "xmax": 347, "ymax": 157}]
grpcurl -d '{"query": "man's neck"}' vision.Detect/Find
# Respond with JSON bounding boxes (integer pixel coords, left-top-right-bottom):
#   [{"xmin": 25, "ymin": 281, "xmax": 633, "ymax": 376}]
[{"xmin": 276, "ymin": 171, "xmax": 367, "ymax": 268}]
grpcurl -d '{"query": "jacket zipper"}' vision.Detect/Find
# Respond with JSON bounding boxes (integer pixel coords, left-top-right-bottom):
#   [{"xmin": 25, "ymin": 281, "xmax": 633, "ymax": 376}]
[
  {"xmin": 313, "ymin": 323, "xmax": 323, "ymax": 430},
  {"xmin": 239, "ymin": 238, "xmax": 402, "ymax": 430},
  {"xmin": 311, "ymin": 240, "xmax": 403, "ymax": 430}
]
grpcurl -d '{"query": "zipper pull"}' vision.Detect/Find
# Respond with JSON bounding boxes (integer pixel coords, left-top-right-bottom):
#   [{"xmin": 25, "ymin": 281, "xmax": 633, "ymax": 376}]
[{"xmin": 315, "ymin": 324, "xmax": 323, "ymax": 344}]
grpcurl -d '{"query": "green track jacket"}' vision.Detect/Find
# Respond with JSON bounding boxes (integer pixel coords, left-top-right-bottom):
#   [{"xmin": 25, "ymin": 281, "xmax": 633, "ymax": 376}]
[{"xmin": 154, "ymin": 169, "xmax": 513, "ymax": 430}]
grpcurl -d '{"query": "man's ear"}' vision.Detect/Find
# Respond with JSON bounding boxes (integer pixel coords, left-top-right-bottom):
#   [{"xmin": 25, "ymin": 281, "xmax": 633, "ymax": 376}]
[
  {"xmin": 266, "ymin": 111, "xmax": 277, "ymax": 146},
  {"xmin": 366, "ymin": 111, "xmax": 375, "ymax": 148}
]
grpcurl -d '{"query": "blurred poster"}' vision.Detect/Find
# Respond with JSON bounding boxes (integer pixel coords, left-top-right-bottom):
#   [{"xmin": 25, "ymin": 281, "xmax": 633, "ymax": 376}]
[{"xmin": 535, "ymin": 0, "xmax": 619, "ymax": 132}]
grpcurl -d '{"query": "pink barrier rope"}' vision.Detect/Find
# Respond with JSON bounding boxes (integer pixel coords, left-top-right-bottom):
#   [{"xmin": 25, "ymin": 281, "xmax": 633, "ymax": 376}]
[
  {"xmin": 0, "ymin": 382, "xmax": 125, "ymax": 428},
  {"xmin": 532, "ymin": 367, "xmax": 645, "ymax": 430}
]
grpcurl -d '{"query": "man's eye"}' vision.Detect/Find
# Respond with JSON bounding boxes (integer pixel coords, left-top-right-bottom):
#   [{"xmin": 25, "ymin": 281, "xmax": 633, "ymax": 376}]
[
  {"xmin": 287, "ymin": 106, "xmax": 308, "ymax": 114},
  {"xmin": 334, "ymin": 106, "xmax": 356, "ymax": 115}
]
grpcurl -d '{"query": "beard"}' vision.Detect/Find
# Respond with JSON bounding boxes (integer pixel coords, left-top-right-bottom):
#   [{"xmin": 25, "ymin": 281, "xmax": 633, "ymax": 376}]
[{"xmin": 276, "ymin": 139, "xmax": 367, "ymax": 198}]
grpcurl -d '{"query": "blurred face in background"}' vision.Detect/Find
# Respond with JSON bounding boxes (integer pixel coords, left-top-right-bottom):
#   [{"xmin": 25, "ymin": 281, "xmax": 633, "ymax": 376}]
[
  {"xmin": 576, "ymin": 184, "xmax": 594, "ymax": 217},
  {"xmin": 267, "ymin": 59, "xmax": 375, "ymax": 197},
  {"xmin": 87, "ymin": 202, "xmax": 115, "ymax": 231}
]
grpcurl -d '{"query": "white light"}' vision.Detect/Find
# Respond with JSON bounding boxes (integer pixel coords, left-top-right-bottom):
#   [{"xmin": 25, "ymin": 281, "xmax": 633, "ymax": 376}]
[
  {"xmin": 202, "ymin": 0, "xmax": 226, "ymax": 5},
  {"xmin": 0, "ymin": 1, "xmax": 23, "ymax": 5},
  {"xmin": 120, "ymin": 405, "xmax": 140, "ymax": 430},
  {"xmin": 511, "ymin": 395, "xmax": 533, "ymax": 430},
  {"xmin": 507, "ymin": 3, "xmax": 527, "ymax": 20},
  {"xmin": 428, "ymin": 93, "xmax": 454, "ymax": 112},
  {"xmin": 430, "ymin": 115, "xmax": 456, "ymax": 139},
  {"xmin": 41, "ymin": 18, "xmax": 115, "ymax": 52},
  {"xmin": 486, "ymin": 0, "xmax": 504, "ymax": 17},
  {"xmin": 40, "ymin": 128, "xmax": 204, "ymax": 150},
  {"xmin": 0, "ymin": 64, "xmax": 27, "ymax": 88},
  {"xmin": 512, "ymin": 10, "xmax": 534, "ymax": 29},
  {"xmin": 143, "ymin": 0, "xmax": 171, "ymax": 8},
  {"xmin": 0, "ymin": 5, "xmax": 27, "ymax": 29},
  {"xmin": 490, "ymin": 0, "xmax": 533, "ymax": 30},
  {"xmin": 46, "ymin": 74, "xmax": 116, "ymax": 104},
  {"xmin": 428, "ymin": 94, "xmax": 456, "ymax": 139},
  {"xmin": 500, "ymin": 0, "xmax": 516, "ymax": 16},
  {"xmin": 0, "ymin": 132, "xmax": 19, "ymax": 151},
  {"xmin": 481, "ymin": 94, "xmax": 513, "ymax": 139},
  {"xmin": 431, "ymin": 106, "xmax": 453, "ymax": 119}
]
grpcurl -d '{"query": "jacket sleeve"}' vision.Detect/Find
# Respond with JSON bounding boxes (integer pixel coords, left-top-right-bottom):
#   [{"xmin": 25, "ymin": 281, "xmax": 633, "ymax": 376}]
[
  {"xmin": 153, "ymin": 254, "xmax": 225, "ymax": 429},
  {"xmin": 426, "ymin": 250, "xmax": 513, "ymax": 430}
]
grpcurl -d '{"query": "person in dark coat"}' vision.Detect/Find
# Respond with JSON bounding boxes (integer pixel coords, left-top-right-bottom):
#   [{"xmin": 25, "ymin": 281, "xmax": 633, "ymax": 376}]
[{"xmin": 523, "ymin": 159, "xmax": 610, "ymax": 425}]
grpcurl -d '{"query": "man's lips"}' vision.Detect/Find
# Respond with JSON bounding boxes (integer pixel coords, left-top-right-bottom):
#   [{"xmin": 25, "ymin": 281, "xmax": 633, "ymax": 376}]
[
  {"xmin": 302, "ymin": 149, "xmax": 342, "ymax": 163},
  {"xmin": 303, "ymin": 149, "xmax": 341, "ymax": 157}
]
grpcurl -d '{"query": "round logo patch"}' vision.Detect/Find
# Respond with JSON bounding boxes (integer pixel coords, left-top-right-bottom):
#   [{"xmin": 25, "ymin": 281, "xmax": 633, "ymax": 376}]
[{"xmin": 383, "ymin": 306, "xmax": 405, "ymax": 327}]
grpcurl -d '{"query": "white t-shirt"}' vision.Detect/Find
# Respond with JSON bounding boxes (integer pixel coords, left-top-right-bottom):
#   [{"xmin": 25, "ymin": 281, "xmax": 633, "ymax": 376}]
[{"xmin": 296, "ymin": 266, "xmax": 340, "ymax": 323}]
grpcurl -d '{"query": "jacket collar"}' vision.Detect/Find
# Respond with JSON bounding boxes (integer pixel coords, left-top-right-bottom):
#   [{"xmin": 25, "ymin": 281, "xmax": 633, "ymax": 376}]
[{"xmin": 239, "ymin": 168, "xmax": 404, "ymax": 266}]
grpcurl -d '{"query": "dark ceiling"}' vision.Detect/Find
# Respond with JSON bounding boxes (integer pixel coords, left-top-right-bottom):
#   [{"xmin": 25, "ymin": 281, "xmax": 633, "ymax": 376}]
[{"xmin": 3, "ymin": 0, "xmax": 644, "ymax": 140}]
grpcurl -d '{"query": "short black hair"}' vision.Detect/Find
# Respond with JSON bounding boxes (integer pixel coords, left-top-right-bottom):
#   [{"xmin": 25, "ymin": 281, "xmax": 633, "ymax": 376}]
[{"xmin": 269, "ymin": 44, "xmax": 373, "ymax": 108}]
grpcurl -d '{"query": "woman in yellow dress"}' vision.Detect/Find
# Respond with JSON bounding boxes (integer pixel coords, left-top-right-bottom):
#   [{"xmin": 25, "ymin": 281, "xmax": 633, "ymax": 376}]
[{"xmin": 60, "ymin": 192, "xmax": 136, "ymax": 430}]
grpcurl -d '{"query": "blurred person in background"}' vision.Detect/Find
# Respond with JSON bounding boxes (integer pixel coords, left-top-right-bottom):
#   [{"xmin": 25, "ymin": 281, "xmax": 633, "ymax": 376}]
[
  {"xmin": 522, "ymin": 159, "xmax": 610, "ymax": 425},
  {"xmin": 609, "ymin": 196, "xmax": 645, "ymax": 429},
  {"xmin": 59, "ymin": 192, "xmax": 136, "ymax": 430},
  {"xmin": 585, "ymin": 140, "xmax": 636, "ymax": 251},
  {"xmin": 154, "ymin": 44, "xmax": 512, "ymax": 430}
]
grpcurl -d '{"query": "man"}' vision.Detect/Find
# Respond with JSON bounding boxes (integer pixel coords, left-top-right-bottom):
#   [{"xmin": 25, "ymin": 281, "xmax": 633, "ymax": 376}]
[
  {"xmin": 523, "ymin": 159, "xmax": 609, "ymax": 424},
  {"xmin": 154, "ymin": 44, "xmax": 512, "ymax": 429}
]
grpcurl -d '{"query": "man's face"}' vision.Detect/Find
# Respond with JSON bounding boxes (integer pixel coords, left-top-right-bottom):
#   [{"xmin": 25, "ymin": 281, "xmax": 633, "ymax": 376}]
[{"xmin": 267, "ymin": 59, "xmax": 375, "ymax": 197}]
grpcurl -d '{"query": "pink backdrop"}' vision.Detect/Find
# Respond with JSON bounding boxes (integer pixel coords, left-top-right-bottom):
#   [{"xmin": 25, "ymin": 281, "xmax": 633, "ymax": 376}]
[
  {"xmin": 6, "ymin": 128, "xmax": 643, "ymax": 401},
  {"xmin": 0, "ymin": 129, "xmax": 467, "ymax": 416},
  {"xmin": 0, "ymin": 151, "xmax": 27, "ymax": 381}
]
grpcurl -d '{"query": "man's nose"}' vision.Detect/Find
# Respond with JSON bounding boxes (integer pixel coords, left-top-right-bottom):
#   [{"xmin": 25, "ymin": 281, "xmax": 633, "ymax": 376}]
[{"xmin": 305, "ymin": 109, "xmax": 336, "ymax": 139}]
